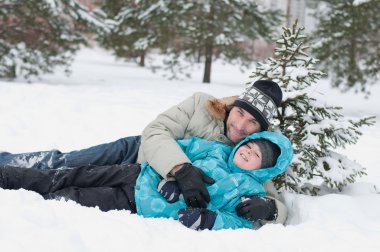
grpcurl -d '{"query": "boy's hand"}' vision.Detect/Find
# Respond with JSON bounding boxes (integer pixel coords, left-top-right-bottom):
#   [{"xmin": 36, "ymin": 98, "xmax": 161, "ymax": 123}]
[
  {"xmin": 178, "ymin": 208, "xmax": 216, "ymax": 231},
  {"xmin": 157, "ymin": 179, "xmax": 181, "ymax": 203},
  {"xmin": 174, "ymin": 163, "xmax": 215, "ymax": 208},
  {"xmin": 235, "ymin": 196, "xmax": 277, "ymax": 221}
]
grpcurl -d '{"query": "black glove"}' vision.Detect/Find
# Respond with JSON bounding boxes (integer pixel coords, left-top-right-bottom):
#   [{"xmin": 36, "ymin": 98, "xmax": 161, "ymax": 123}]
[
  {"xmin": 178, "ymin": 208, "xmax": 216, "ymax": 231},
  {"xmin": 174, "ymin": 163, "xmax": 215, "ymax": 208},
  {"xmin": 157, "ymin": 178, "xmax": 182, "ymax": 203},
  {"xmin": 235, "ymin": 196, "xmax": 277, "ymax": 222},
  {"xmin": 121, "ymin": 163, "xmax": 141, "ymax": 213}
]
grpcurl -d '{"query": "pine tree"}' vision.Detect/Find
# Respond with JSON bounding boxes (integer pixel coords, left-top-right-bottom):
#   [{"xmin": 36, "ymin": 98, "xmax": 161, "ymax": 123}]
[
  {"xmin": 98, "ymin": 0, "xmax": 177, "ymax": 67},
  {"xmin": 0, "ymin": 0, "xmax": 108, "ymax": 80},
  {"xmin": 249, "ymin": 21, "xmax": 375, "ymax": 195},
  {"xmin": 168, "ymin": 0, "xmax": 282, "ymax": 83},
  {"xmin": 312, "ymin": 0, "xmax": 380, "ymax": 94},
  {"xmin": 98, "ymin": 0, "xmax": 281, "ymax": 83}
]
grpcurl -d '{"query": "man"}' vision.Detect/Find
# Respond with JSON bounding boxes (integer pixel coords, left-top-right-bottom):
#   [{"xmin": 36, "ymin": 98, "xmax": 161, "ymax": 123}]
[
  {"xmin": 0, "ymin": 80, "xmax": 286, "ymax": 224},
  {"xmin": 138, "ymin": 79, "xmax": 285, "ymax": 224}
]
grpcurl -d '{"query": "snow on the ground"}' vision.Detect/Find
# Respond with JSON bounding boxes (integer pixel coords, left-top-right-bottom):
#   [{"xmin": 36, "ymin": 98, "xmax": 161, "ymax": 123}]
[{"xmin": 0, "ymin": 47, "xmax": 379, "ymax": 252}]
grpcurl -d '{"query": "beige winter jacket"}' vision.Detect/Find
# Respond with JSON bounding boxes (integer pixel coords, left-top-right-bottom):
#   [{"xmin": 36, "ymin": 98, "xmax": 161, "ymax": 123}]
[{"xmin": 137, "ymin": 92, "xmax": 287, "ymax": 224}]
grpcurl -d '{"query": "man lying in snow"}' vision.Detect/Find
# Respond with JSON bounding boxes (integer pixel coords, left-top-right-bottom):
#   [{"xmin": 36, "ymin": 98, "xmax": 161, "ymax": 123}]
[{"xmin": 0, "ymin": 131, "xmax": 292, "ymax": 231}]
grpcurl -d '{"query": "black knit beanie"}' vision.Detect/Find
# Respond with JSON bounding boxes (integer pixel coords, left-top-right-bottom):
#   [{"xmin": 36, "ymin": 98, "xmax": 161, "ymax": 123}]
[
  {"xmin": 250, "ymin": 139, "xmax": 281, "ymax": 168},
  {"xmin": 233, "ymin": 80, "xmax": 282, "ymax": 130}
]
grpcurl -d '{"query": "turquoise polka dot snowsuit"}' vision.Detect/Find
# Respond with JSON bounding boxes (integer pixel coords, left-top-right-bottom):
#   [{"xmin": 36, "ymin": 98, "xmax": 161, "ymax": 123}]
[{"xmin": 135, "ymin": 131, "xmax": 293, "ymax": 230}]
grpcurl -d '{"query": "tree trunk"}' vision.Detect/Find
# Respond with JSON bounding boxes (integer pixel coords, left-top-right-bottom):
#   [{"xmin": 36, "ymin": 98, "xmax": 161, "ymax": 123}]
[
  {"xmin": 197, "ymin": 47, "xmax": 202, "ymax": 63},
  {"xmin": 203, "ymin": 1, "xmax": 215, "ymax": 84},
  {"xmin": 286, "ymin": 0, "xmax": 292, "ymax": 27},
  {"xmin": 8, "ymin": 64, "xmax": 17, "ymax": 79},
  {"xmin": 139, "ymin": 51, "xmax": 145, "ymax": 67},
  {"xmin": 203, "ymin": 41, "xmax": 213, "ymax": 83}
]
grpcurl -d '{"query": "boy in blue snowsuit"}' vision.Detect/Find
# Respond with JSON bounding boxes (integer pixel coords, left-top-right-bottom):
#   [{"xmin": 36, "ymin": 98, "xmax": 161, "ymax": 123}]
[
  {"xmin": 136, "ymin": 131, "xmax": 292, "ymax": 230},
  {"xmin": 0, "ymin": 131, "xmax": 292, "ymax": 231}
]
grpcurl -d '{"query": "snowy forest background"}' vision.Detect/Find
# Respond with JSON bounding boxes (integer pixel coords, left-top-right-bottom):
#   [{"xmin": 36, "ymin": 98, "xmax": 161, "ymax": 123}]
[{"xmin": 0, "ymin": 0, "xmax": 379, "ymax": 251}]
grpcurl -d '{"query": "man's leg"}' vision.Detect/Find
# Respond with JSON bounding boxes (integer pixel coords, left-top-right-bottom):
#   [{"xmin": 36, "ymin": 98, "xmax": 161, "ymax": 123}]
[
  {"xmin": 44, "ymin": 186, "xmax": 133, "ymax": 212},
  {"xmin": 0, "ymin": 135, "xmax": 141, "ymax": 169}
]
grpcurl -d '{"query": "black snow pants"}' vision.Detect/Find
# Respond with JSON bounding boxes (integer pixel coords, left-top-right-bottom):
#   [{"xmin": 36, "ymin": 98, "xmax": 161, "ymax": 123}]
[{"xmin": 0, "ymin": 163, "xmax": 141, "ymax": 212}]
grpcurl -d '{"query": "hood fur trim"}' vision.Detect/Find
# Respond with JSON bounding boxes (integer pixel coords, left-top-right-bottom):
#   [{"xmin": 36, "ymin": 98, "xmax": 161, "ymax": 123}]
[{"xmin": 206, "ymin": 95, "xmax": 238, "ymax": 120}]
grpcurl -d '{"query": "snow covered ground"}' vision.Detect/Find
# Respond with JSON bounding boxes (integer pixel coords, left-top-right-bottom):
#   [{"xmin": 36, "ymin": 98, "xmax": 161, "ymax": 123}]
[{"xmin": 0, "ymin": 47, "xmax": 379, "ymax": 252}]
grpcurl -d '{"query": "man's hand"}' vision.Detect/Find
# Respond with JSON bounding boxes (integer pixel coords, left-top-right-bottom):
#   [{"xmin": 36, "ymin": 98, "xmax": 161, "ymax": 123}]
[
  {"xmin": 178, "ymin": 208, "xmax": 216, "ymax": 231},
  {"xmin": 235, "ymin": 196, "xmax": 277, "ymax": 222},
  {"xmin": 173, "ymin": 163, "xmax": 215, "ymax": 208}
]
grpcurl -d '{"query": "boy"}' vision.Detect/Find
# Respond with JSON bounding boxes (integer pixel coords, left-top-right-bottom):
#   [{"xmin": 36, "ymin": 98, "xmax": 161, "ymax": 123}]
[
  {"xmin": 136, "ymin": 131, "xmax": 292, "ymax": 230},
  {"xmin": 0, "ymin": 131, "xmax": 292, "ymax": 231}
]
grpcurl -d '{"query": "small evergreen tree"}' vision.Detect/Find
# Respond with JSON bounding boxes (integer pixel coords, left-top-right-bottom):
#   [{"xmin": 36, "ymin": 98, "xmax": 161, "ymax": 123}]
[
  {"xmin": 0, "ymin": 0, "xmax": 108, "ymax": 80},
  {"xmin": 312, "ymin": 0, "xmax": 380, "ymax": 94},
  {"xmin": 250, "ymin": 21, "xmax": 375, "ymax": 194}
]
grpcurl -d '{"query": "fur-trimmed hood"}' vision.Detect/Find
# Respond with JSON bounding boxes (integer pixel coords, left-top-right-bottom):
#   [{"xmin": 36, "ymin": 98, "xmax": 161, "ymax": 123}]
[{"xmin": 206, "ymin": 95, "xmax": 238, "ymax": 120}]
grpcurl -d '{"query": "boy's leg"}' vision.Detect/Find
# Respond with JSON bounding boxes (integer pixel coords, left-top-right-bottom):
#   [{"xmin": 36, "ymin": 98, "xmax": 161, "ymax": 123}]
[
  {"xmin": 0, "ymin": 163, "xmax": 141, "ymax": 195},
  {"xmin": 44, "ymin": 186, "xmax": 133, "ymax": 212},
  {"xmin": 47, "ymin": 164, "xmax": 140, "ymax": 212},
  {"xmin": 0, "ymin": 165, "xmax": 67, "ymax": 195},
  {"xmin": 47, "ymin": 163, "xmax": 141, "ymax": 192},
  {"xmin": 0, "ymin": 135, "xmax": 141, "ymax": 169}
]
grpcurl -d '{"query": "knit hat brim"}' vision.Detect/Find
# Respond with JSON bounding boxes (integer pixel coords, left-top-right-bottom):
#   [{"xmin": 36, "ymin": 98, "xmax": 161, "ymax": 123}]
[
  {"xmin": 251, "ymin": 139, "xmax": 281, "ymax": 168},
  {"xmin": 233, "ymin": 99, "xmax": 269, "ymax": 130},
  {"xmin": 233, "ymin": 81, "xmax": 282, "ymax": 130}
]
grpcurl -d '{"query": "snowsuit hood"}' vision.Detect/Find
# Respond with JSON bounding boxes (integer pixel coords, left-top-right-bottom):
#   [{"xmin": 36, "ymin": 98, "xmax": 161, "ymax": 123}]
[{"xmin": 228, "ymin": 131, "xmax": 293, "ymax": 184}]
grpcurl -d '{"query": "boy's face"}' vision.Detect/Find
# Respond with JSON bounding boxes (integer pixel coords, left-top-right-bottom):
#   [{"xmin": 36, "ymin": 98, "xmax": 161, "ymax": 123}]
[
  {"xmin": 226, "ymin": 107, "xmax": 261, "ymax": 143},
  {"xmin": 233, "ymin": 141, "xmax": 262, "ymax": 170}
]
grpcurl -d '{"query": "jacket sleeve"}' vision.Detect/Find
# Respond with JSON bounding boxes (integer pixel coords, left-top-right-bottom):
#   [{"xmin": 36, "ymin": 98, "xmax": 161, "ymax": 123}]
[
  {"xmin": 263, "ymin": 180, "xmax": 288, "ymax": 224},
  {"xmin": 139, "ymin": 93, "xmax": 205, "ymax": 179},
  {"xmin": 211, "ymin": 209, "xmax": 253, "ymax": 230}
]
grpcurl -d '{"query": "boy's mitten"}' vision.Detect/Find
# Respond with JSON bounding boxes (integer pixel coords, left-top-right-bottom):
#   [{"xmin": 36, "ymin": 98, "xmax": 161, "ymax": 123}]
[
  {"xmin": 178, "ymin": 208, "xmax": 216, "ymax": 231},
  {"xmin": 174, "ymin": 163, "xmax": 215, "ymax": 208},
  {"xmin": 235, "ymin": 196, "xmax": 277, "ymax": 221},
  {"xmin": 157, "ymin": 178, "xmax": 182, "ymax": 203}
]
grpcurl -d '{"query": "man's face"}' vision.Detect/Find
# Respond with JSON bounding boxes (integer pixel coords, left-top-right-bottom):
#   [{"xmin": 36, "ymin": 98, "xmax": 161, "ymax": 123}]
[
  {"xmin": 226, "ymin": 107, "xmax": 261, "ymax": 143},
  {"xmin": 233, "ymin": 141, "xmax": 262, "ymax": 170}
]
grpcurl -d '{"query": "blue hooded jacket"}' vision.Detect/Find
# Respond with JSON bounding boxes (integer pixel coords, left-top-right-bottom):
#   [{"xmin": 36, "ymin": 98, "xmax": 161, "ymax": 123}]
[{"xmin": 135, "ymin": 131, "xmax": 293, "ymax": 230}]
